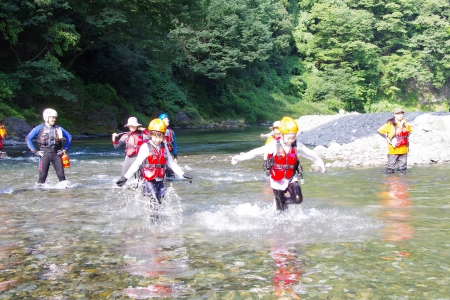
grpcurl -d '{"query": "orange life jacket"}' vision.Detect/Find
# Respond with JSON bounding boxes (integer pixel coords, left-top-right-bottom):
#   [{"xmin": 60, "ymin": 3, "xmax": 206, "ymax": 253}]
[
  {"xmin": 267, "ymin": 141, "xmax": 297, "ymax": 181},
  {"xmin": 141, "ymin": 143, "xmax": 167, "ymax": 181},
  {"xmin": 125, "ymin": 131, "xmax": 145, "ymax": 156}
]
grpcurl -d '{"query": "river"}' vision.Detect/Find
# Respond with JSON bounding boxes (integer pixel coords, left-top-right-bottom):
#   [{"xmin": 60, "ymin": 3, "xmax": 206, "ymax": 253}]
[{"xmin": 0, "ymin": 127, "xmax": 449, "ymax": 299}]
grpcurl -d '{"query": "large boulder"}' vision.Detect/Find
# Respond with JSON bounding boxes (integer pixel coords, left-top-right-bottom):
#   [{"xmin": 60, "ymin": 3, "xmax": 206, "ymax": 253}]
[
  {"xmin": 4, "ymin": 117, "xmax": 32, "ymax": 139},
  {"xmin": 176, "ymin": 112, "xmax": 191, "ymax": 126}
]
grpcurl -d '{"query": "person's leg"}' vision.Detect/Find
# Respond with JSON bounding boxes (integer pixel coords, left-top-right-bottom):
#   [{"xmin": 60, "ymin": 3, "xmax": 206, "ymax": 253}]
[
  {"xmin": 154, "ymin": 180, "xmax": 167, "ymax": 200},
  {"xmin": 397, "ymin": 154, "xmax": 408, "ymax": 173},
  {"xmin": 286, "ymin": 181, "xmax": 303, "ymax": 205},
  {"xmin": 38, "ymin": 152, "xmax": 51, "ymax": 183},
  {"xmin": 121, "ymin": 155, "xmax": 137, "ymax": 176},
  {"xmin": 385, "ymin": 154, "xmax": 398, "ymax": 173},
  {"xmin": 273, "ymin": 189, "xmax": 287, "ymax": 211},
  {"xmin": 143, "ymin": 180, "xmax": 161, "ymax": 204},
  {"xmin": 51, "ymin": 152, "xmax": 66, "ymax": 181}
]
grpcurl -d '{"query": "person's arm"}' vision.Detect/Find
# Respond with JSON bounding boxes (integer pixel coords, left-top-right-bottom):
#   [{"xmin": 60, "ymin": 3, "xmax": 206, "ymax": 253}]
[
  {"xmin": 165, "ymin": 143, "xmax": 184, "ymax": 176},
  {"xmin": 113, "ymin": 133, "xmax": 128, "ymax": 149},
  {"xmin": 296, "ymin": 141, "xmax": 326, "ymax": 173},
  {"xmin": 26, "ymin": 125, "xmax": 42, "ymax": 152},
  {"xmin": 142, "ymin": 129, "xmax": 151, "ymax": 143},
  {"xmin": 377, "ymin": 123, "xmax": 392, "ymax": 143},
  {"xmin": 61, "ymin": 127, "xmax": 72, "ymax": 150},
  {"xmin": 123, "ymin": 144, "xmax": 149, "ymax": 179},
  {"xmin": 231, "ymin": 145, "xmax": 265, "ymax": 165},
  {"xmin": 406, "ymin": 122, "xmax": 412, "ymax": 134}
]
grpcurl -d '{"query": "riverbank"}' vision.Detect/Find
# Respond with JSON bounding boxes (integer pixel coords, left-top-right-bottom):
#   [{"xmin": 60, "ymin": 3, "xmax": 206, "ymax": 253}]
[
  {"xmin": 296, "ymin": 111, "xmax": 450, "ymax": 169},
  {"xmin": 0, "ymin": 117, "xmax": 250, "ymax": 145},
  {"xmin": 3, "ymin": 112, "xmax": 450, "ymax": 170}
]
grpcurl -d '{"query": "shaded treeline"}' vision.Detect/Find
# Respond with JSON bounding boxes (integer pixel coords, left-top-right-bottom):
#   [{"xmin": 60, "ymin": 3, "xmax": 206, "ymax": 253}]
[{"xmin": 1, "ymin": 0, "xmax": 449, "ymax": 133}]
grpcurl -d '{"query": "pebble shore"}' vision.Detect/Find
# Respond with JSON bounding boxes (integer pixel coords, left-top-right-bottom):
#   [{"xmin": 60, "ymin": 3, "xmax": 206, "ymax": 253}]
[{"xmin": 296, "ymin": 111, "xmax": 450, "ymax": 169}]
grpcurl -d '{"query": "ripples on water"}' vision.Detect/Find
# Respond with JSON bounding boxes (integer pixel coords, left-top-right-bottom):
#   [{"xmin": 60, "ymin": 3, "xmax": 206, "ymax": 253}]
[{"xmin": 1, "ymin": 131, "xmax": 450, "ymax": 298}]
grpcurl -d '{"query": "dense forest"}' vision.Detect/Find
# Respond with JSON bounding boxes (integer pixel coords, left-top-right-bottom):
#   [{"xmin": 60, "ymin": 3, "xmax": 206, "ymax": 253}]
[{"xmin": 1, "ymin": 0, "xmax": 449, "ymax": 133}]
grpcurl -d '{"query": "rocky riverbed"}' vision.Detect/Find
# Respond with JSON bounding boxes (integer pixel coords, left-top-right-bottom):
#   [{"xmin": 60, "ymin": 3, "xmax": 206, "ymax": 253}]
[{"xmin": 296, "ymin": 111, "xmax": 450, "ymax": 169}]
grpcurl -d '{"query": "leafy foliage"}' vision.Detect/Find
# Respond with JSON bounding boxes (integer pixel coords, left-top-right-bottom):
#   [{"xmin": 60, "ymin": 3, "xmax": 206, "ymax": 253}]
[{"xmin": 0, "ymin": 0, "xmax": 449, "ymax": 133}]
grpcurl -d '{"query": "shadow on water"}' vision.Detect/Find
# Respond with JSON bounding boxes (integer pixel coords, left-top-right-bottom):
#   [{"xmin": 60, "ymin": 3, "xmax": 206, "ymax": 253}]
[{"xmin": 1, "ymin": 127, "xmax": 450, "ymax": 298}]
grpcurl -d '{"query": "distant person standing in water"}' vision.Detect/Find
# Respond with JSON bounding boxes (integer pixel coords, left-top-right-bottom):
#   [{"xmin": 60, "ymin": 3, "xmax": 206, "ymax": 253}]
[
  {"xmin": 116, "ymin": 118, "xmax": 192, "ymax": 204},
  {"xmin": 26, "ymin": 108, "xmax": 72, "ymax": 186},
  {"xmin": 159, "ymin": 113, "xmax": 178, "ymax": 178},
  {"xmin": 377, "ymin": 107, "xmax": 412, "ymax": 174},
  {"xmin": 112, "ymin": 117, "xmax": 150, "ymax": 176},
  {"xmin": 0, "ymin": 120, "xmax": 7, "ymax": 156}
]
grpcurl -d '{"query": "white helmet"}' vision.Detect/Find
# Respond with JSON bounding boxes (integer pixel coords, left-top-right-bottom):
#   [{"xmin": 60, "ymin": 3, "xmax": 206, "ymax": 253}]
[{"xmin": 43, "ymin": 108, "xmax": 58, "ymax": 122}]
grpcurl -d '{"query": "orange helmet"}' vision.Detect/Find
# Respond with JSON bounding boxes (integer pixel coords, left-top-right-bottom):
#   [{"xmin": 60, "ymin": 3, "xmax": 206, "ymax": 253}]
[
  {"xmin": 148, "ymin": 118, "xmax": 166, "ymax": 133},
  {"xmin": 278, "ymin": 116, "xmax": 299, "ymax": 134}
]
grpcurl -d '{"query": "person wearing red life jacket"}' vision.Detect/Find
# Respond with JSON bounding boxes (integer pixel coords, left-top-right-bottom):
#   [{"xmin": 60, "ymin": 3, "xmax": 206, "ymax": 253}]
[
  {"xmin": 377, "ymin": 108, "xmax": 412, "ymax": 174},
  {"xmin": 112, "ymin": 117, "xmax": 150, "ymax": 176},
  {"xmin": 158, "ymin": 113, "xmax": 178, "ymax": 178},
  {"xmin": 158, "ymin": 114, "xmax": 178, "ymax": 162},
  {"xmin": 263, "ymin": 117, "xmax": 324, "ymax": 211},
  {"xmin": 231, "ymin": 118, "xmax": 325, "ymax": 210},
  {"xmin": 115, "ymin": 119, "xmax": 192, "ymax": 204}
]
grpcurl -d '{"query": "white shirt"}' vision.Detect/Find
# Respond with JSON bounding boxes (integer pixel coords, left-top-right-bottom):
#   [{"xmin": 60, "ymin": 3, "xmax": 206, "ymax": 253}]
[
  {"xmin": 123, "ymin": 141, "xmax": 184, "ymax": 181},
  {"xmin": 232, "ymin": 139, "xmax": 326, "ymax": 172}
]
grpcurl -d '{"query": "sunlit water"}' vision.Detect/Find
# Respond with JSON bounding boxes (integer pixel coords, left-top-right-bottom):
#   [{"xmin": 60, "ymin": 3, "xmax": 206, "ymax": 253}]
[{"xmin": 1, "ymin": 127, "xmax": 450, "ymax": 299}]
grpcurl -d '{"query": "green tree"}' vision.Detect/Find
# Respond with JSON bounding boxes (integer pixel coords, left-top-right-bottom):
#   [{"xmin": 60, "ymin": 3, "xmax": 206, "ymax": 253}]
[
  {"xmin": 171, "ymin": 0, "xmax": 279, "ymax": 79},
  {"xmin": 293, "ymin": 1, "xmax": 379, "ymax": 111}
]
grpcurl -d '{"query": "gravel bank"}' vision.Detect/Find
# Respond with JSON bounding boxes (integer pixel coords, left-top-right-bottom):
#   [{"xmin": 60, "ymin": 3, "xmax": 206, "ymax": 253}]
[{"xmin": 296, "ymin": 112, "xmax": 450, "ymax": 169}]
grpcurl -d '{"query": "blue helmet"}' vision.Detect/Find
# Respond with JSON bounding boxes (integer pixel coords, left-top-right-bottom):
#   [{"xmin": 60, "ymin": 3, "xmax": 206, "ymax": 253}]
[{"xmin": 159, "ymin": 113, "xmax": 169, "ymax": 120}]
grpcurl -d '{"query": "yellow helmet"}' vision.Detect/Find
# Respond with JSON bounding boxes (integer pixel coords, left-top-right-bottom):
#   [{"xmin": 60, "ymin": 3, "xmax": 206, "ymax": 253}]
[
  {"xmin": 278, "ymin": 116, "xmax": 299, "ymax": 134},
  {"xmin": 148, "ymin": 118, "xmax": 166, "ymax": 133}
]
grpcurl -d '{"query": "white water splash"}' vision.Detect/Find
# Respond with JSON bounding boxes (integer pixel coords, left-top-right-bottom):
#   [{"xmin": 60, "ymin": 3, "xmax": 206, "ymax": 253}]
[{"xmin": 193, "ymin": 202, "xmax": 382, "ymax": 242}]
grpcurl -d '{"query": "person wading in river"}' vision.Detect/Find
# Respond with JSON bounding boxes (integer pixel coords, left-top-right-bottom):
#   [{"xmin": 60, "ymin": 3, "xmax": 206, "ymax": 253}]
[
  {"xmin": 231, "ymin": 118, "xmax": 325, "ymax": 209},
  {"xmin": 112, "ymin": 117, "xmax": 150, "ymax": 176},
  {"xmin": 158, "ymin": 113, "xmax": 178, "ymax": 179},
  {"xmin": 377, "ymin": 107, "xmax": 412, "ymax": 174},
  {"xmin": 26, "ymin": 108, "xmax": 72, "ymax": 186},
  {"xmin": 263, "ymin": 117, "xmax": 324, "ymax": 211},
  {"xmin": 115, "ymin": 118, "xmax": 192, "ymax": 204}
]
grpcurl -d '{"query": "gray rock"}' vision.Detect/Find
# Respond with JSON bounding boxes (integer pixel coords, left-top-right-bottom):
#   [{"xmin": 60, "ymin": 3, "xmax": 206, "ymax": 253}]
[
  {"xmin": 296, "ymin": 112, "xmax": 450, "ymax": 169},
  {"xmin": 4, "ymin": 117, "xmax": 32, "ymax": 138}
]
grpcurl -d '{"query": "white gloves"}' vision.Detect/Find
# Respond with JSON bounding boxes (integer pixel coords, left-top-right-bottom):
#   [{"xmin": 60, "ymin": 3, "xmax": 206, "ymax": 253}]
[
  {"xmin": 34, "ymin": 150, "xmax": 44, "ymax": 158},
  {"xmin": 390, "ymin": 137, "xmax": 398, "ymax": 147}
]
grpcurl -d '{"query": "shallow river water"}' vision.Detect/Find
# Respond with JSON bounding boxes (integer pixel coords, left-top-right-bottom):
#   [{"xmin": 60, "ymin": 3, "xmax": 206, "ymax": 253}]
[{"xmin": 1, "ymin": 127, "xmax": 450, "ymax": 299}]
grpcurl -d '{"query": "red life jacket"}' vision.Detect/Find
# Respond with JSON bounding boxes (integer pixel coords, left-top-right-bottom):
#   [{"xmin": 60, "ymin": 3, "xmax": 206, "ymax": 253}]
[
  {"xmin": 125, "ymin": 131, "xmax": 145, "ymax": 157},
  {"xmin": 165, "ymin": 128, "xmax": 174, "ymax": 152},
  {"xmin": 395, "ymin": 125, "xmax": 409, "ymax": 147},
  {"xmin": 141, "ymin": 143, "xmax": 167, "ymax": 181},
  {"xmin": 268, "ymin": 141, "xmax": 297, "ymax": 181}
]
